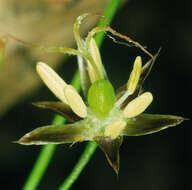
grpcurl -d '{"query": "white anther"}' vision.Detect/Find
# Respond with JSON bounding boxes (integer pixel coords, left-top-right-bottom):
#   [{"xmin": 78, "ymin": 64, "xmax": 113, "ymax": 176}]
[
  {"xmin": 127, "ymin": 56, "xmax": 142, "ymax": 94},
  {"xmin": 63, "ymin": 85, "xmax": 87, "ymax": 118},
  {"xmin": 123, "ymin": 92, "xmax": 153, "ymax": 118},
  {"xmin": 89, "ymin": 38, "xmax": 104, "ymax": 78},
  {"xmin": 105, "ymin": 118, "xmax": 126, "ymax": 139},
  {"xmin": 87, "ymin": 61, "xmax": 99, "ymax": 83},
  {"xmin": 36, "ymin": 62, "xmax": 68, "ymax": 104}
]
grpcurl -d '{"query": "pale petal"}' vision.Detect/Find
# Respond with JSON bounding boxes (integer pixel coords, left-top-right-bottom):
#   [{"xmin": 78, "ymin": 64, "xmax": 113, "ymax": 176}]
[
  {"xmin": 36, "ymin": 62, "xmax": 68, "ymax": 104},
  {"xmin": 64, "ymin": 85, "xmax": 87, "ymax": 118},
  {"xmin": 123, "ymin": 92, "xmax": 153, "ymax": 118}
]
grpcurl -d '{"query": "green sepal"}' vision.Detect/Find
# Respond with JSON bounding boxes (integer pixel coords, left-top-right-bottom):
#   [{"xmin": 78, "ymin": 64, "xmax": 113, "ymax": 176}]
[
  {"xmin": 88, "ymin": 79, "xmax": 115, "ymax": 118},
  {"xmin": 16, "ymin": 121, "xmax": 89, "ymax": 145},
  {"xmin": 94, "ymin": 136, "xmax": 123, "ymax": 175},
  {"xmin": 122, "ymin": 113, "xmax": 187, "ymax": 136},
  {"xmin": 32, "ymin": 101, "xmax": 81, "ymax": 122}
]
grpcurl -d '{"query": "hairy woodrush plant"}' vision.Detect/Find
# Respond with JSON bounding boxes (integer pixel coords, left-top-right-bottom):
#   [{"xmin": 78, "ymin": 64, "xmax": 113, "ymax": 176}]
[{"xmin": 16, "ymin": 13, "xmax": 187, "ymax": 175}]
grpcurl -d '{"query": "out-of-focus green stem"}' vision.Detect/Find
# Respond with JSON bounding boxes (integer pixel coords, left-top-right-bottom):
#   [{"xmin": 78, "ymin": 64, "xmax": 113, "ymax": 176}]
[{"xmin": 22, "ymin": 0, "xmax": 122, "ymax": 190}]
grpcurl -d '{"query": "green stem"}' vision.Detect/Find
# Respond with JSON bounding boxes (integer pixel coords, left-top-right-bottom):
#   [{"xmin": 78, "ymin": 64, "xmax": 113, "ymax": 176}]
[
  {"xmin": 22, "ymin": 0, "xmax": 122, "ymax": 189},
  {"xmin": 58, "ymin": 141, "xmax": 97, "ymax": 190}
]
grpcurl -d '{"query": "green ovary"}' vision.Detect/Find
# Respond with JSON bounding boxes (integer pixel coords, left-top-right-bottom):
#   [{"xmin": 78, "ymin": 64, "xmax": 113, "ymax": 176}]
[{"xmin": 88, "ymin": 79, "xmax": 116, "ymax": 118}]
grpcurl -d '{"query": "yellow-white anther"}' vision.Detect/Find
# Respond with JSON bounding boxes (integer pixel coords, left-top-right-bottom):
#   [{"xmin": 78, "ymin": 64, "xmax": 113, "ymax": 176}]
[
  {"xmin": 127, "ymin": 56, "xmax": 142, "ymax": 94},
  {"xmin": 36, "ymin": 62, "xmax": 68, "ymax": 104},
  {"xmin": 123, "ymin": 92, "xmax": 153, "ymax": 118},
  {"xmin": 87, "ymin": 61, "xmax": 98, "ymax": 83},
  {"xmin": 63, "ymin": 85, "xmax": 87, "ymax": 118},
  {"xmin": 89, "ymin": 38, "xmax": 104, "ymax": 78},
  {"xmin": 105, "ymin": 118, "xmax": 127, "ymax": 139}
]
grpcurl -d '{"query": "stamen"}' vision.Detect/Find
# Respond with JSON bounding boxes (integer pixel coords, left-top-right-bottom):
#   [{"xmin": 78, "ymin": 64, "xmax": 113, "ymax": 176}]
[
  {"xmin": 105, "ymin": 118, "xmax": 126, "ymax": 139},
  {"xmin": 115, "ymin": 90, "xmax": 130, "ymax": 108},
  {"xmin": 64, "ymin": 85, "xmax": 87, "ymax": 118},
  {"xmin": 123, "ymin": 92, "xmax": 153, "ymax": 118},
  {"xmin": 89, "ymin": 38, "xmax": 104, "ymax": 78},
  {"xmin": 36, "ymin": 62, "xmax": 68, "ymax": 104},
  {"xmin": 127, "ymin": 56, "xmax": 142, "ymax": 94},
  {"xmin": 87, "ymin": 60, "xmax": 99, "ymax": 83}
]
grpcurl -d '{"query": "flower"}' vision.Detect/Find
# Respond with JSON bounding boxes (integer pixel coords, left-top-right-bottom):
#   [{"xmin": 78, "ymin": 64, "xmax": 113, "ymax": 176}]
[{"xmin": 17, "ymin": 14, "xmax": 187, "ymax": 174}]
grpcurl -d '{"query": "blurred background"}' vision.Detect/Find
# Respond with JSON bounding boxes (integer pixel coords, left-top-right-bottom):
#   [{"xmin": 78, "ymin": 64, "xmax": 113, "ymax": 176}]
[{"xmin": 0, "ymin": 0, "xmax": 191, "ymax": 189}]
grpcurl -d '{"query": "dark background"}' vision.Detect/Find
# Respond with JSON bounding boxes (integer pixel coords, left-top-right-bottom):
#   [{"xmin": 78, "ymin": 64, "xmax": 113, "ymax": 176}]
[{"xmin": 1, "ymin": 0, "xmax": 192, "ymax": 190}]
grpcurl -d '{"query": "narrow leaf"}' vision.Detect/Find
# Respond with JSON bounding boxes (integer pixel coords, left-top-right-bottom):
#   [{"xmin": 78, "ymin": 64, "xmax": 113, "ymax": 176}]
[{"xmin": 122, "ymin": 113, "xmax": 187, "ymax": 136}]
